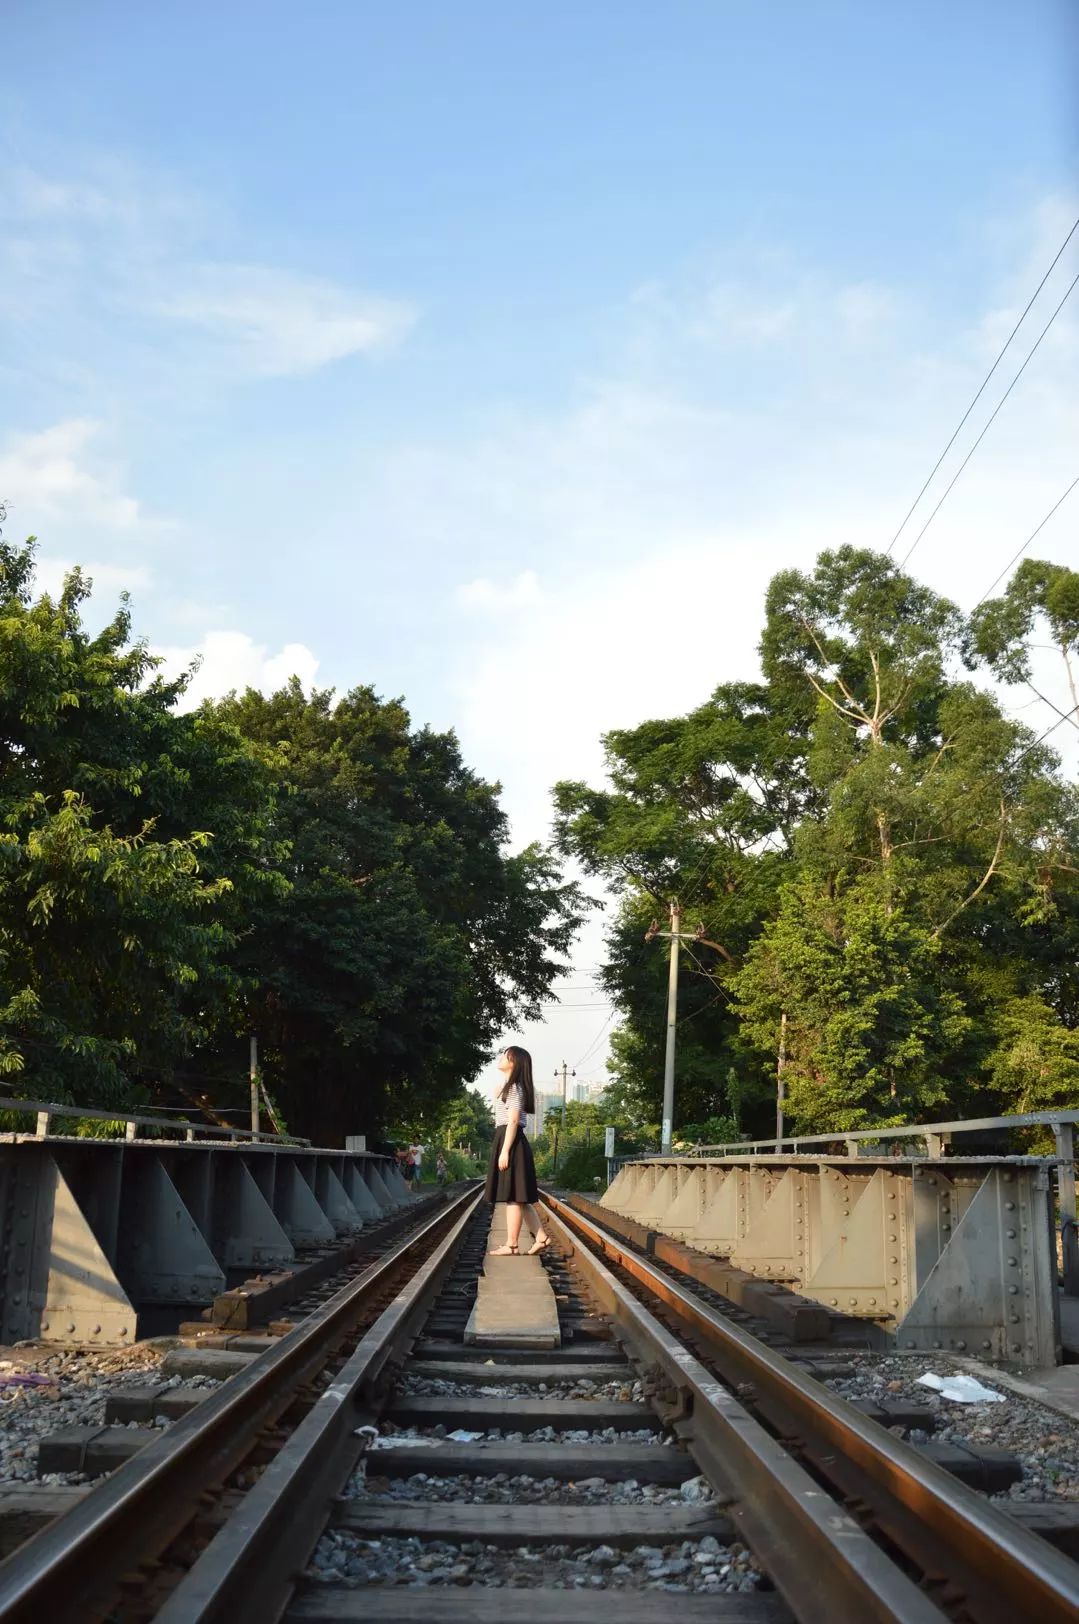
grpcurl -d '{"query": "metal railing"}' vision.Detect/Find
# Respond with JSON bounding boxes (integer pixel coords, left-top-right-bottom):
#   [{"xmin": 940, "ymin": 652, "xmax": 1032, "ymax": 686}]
[
  {"xmin": 622, "ymin": 1108, "xmax": 1079, "ymax": 1293},
  {"xmin": 0, "ymin": 1093, "xmax": 311, "ymax": 1147},
  {"xmin": 688, "ymin": 1108, "xmax": 1079, "ymax": 1161}
]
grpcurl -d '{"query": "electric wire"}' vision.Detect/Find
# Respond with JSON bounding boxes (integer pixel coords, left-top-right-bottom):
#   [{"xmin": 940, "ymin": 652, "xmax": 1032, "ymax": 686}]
[
  {"xmin": 898, "ymin": 267, "xmax": 1079, "ymax": 568},
  {"xmin": 972, "ymin": 474, "xmax": 1079, "ymax": 610},
  {"xmin": 887, "ymin": 213, "xmax": 1079, "ymax": 557}
]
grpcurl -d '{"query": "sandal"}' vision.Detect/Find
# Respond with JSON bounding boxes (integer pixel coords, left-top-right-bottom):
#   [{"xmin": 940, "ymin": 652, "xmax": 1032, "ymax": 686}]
[
  {"xmin": 488, "ymin": 1243, "xmax": 519, "ymax": 1256},
  {"xmin": 527, "ymin": 1234, "xmax": 551, "ymax": 1255}
]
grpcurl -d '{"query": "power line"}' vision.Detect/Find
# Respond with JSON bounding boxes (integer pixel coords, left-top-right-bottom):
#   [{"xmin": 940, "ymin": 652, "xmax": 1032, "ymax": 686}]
[
  {"xmin": 887, "ymin": 213, "xmax": 1079, "ymax": 557},
  {"xmin": 898, "ymin": 266, "xmax": 1079, "ymax": 568},
  {"xmin": 573, "ymin": 1008, "xmax": 616, "ymax": 1071},
  {"xmin": 972, "ymin": 474, "xmax": 1079, "ymax": 609},
  {"xmin": 1012, "ymin": 702, "xmax": 1079, "ymax": 771}
]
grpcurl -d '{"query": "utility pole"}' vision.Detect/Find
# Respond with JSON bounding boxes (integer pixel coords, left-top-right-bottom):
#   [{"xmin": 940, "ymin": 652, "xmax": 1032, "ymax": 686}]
[
  {"xmin": 776, "ymin": 1010, "xmax": 787, "ymax": 1145},
  {"xmin": 249, "ymin": 1035, "xmax": 260, "ymax": 1138},
  {"xmin": 553, "ymin": 1061, "xmax": 575, "ymax": 1175},
  {"xmin": 646, "ymin": 900, "xmax": 683, "ymax": 1153}
]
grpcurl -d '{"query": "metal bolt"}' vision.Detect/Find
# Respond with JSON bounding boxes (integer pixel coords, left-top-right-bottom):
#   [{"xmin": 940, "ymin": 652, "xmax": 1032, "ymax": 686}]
[
  {"xmin": 1005, "ymin": 1201, "xmax": 1016, "ymax": 1211},
  {"xmin": 889, "ymin": 1277, "xmax": 898, "ymax": 1286},
  {"xmin": 1012, "ymin": 1344, "xmax": 1022, "ymax": 1354},
  {"xmin": 1008, "ymin": 1257, "xmax": 1018, "ymax": 1267},
  {"xmin": 67, "ymin": 1323, "xmax": 75, "ymax": 1333},
  {"xmin": 890, "ymin": 1299, "xmax": 899, "ymax": 1308},
  {"xmin": 933, "ymin": 1340, "xmax": 942, "ymax": 1349},
  {"xmin": 956, "ymin": 1341, "xmax": 967, "ymax": 1351},
  {"xmin": 1010, "ymin": 1314, "xmax": 1020, "ymax": 1324},
  {"xmin": 982, "ymin": 1341, "xmax": 991, "ymax": 1350},
  {"xmin": 1008, "ymin": 1284, "xmax": 1019, "ymax": 1295},
  {"xmin": 889, "ymin": 1255, "xmax": 898, "ymax": 1264},
  {"xmin": 942, "ymin": 1222, "xmax": 951, "ymax": 1232},
  {"xmin": 1006, "ymin": 1229, "xmax": 1016, "ymax": 1239},
  {"xmin": 849, "ymin": 1297, "xmax": 858, "ymax": 1306}
]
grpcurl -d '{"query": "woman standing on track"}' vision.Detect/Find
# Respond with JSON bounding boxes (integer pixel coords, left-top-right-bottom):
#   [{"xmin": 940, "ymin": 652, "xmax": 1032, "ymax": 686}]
[{"xmin": 485, "ymin": 1045, "xmax": 550, "ymax": 1256}]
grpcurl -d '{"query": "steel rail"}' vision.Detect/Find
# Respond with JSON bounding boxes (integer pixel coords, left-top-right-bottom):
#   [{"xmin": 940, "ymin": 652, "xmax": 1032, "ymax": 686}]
[
  {"xmin": 154, "ymin": 1191, "xmax": 483, "ymax": 1622},
  {"xmin": 0, "ymin": 1186, "xmax": 478, "ymax": 1624},
  {"xmin": 536, "ymin": 1197, "xmax": 940, "ymax": 1624},
  {"xmin": 541, "ymin": 1191, "xmax": 1079, "ymax": 1624}
]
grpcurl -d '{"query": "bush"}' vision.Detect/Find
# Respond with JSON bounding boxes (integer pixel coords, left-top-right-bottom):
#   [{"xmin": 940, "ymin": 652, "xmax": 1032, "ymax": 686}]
[
  {"xmin": 544, "ymin": 1141, "xmax": 608, "ymax": 1193},
  {"xmin": 419, "ymin": 1147, "xmax": 482, "ymax": 1182}
]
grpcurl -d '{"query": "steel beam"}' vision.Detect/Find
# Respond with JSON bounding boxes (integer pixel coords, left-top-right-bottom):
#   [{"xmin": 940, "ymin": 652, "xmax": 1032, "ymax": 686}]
[{"xmin": 599, "ymin": 1154, "xmax": 1062, "ymax": 1366}]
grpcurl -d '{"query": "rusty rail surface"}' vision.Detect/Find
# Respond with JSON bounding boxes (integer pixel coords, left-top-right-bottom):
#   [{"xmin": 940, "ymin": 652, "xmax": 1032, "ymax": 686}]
[
  {"xmin": 541, "ymin": 1190, "xmax": 1079, "ymax": 1624},
  {"xmin": 0, "ymin": 1187, "xmax": 481, "ymax": 1623}
]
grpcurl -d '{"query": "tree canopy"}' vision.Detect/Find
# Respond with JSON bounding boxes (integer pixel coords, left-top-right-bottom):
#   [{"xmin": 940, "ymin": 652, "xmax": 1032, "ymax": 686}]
[
  {"xmin": 0, "ymin": 529, "xmax": 581, "ymax": 1140},
  {"xmin": 556, "ymin": 547, "xmax": 1079, "ymax": 1136}
]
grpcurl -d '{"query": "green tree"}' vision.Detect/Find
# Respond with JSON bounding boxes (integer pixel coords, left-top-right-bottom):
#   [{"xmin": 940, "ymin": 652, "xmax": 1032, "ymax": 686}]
[
  {"xmin": 556, "ymin": 545, "xmax": 1079, "ymax": 1136},
  {"xmin": 969, "ymin": 557, "xmax": 1079, "ymax": 711},
  {"xmin": 203, "ymin": 682, "xmax": 582, "ymax": 1142},
  {"xmin": 554, "ymin": 681, "xmax": 807, "ymax": 1131},
  {"xmin": 0, "ymin": 534, "xmax": 275, "ymax": 1103},
  {"xmin": 737, "ymin": 548, "xmax": 1079, "ymax": 1128},
  {"xmin": 436, "ymin": 1085, "xmax": 495, "ymax": 1155}
]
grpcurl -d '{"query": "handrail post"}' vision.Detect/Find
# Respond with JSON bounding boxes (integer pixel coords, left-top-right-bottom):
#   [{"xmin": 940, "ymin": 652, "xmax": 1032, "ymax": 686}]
[{"xmin": 1055, "ymin": 1122, "xmax": 1078, "ymax": 1294}]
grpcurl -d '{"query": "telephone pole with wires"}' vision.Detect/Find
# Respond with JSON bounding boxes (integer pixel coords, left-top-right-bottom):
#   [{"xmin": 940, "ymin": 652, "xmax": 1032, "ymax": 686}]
[
  {"xmin": 645, "ymin": 900, "xmax": 686, "ymax": 1153},
  {"xmin": 552, "ymin": 1061, "xmax": 576, "ymax": 1174}
]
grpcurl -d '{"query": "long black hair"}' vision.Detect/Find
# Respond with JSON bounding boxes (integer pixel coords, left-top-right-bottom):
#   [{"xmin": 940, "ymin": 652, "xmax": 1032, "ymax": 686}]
[{"xmin": 499, "ymin": 1045, "xmax": 535, "ymax": 1114}]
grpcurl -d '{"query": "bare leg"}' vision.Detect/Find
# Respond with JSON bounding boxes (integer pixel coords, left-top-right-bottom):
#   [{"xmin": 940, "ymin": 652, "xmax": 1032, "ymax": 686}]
[
  {"xmin": 520, "ymin": 1203, "xmax": 548, "ymax": 1243},
  {"xmin": 489, "ymin": 1202, "xmax": 524, "ymax": 1254}
]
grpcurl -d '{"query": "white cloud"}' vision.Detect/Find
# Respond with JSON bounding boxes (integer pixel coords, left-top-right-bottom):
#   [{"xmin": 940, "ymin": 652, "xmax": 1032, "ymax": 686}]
[
  {"xmin": 155, "ymin": 630, "xmax": 320, "ymax": 709},
  {"xmin": 0, "ymin": 164, "xmax": 415, "ymax": 382},
  {"xmin": 33, "ymin": 555, "xmax": 151, "ymax": 600},
  {"xmin": 690, "ymin": 282, "xmax": 796, "ymax": 343},
  {"xmin": 0, "ymin": 420, "xmax": 141, "ymax": 530},
  {"xmin": 161, "ymin": 264, "xmax": 416, "ymax": 377},
  {"xmin": 455, "ymin": 570, "xmax": 543, "ymax": 612}
]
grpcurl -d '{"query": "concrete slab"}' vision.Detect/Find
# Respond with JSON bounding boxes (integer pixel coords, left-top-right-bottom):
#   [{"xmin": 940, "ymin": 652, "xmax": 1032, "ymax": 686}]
[{"xmin": 463, "ymin": 1207, "xmax": 560, "ymax": 1350}]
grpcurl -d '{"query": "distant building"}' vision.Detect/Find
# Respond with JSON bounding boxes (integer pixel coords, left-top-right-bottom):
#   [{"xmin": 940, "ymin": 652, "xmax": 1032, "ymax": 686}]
[{"xmin": 533, "ymin": 1090, "xmax": 559, "ymax": 1135}]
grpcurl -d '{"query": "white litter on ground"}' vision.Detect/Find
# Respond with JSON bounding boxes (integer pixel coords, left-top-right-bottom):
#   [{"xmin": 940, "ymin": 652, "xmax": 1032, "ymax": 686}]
[{"xmin": 916, "ymin": 1372, "xmax": 1005, "ymax": 1404}]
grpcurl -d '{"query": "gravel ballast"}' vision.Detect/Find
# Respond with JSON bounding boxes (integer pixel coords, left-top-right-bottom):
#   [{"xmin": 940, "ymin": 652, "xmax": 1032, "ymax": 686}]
[
  {"xmin": 348, "ymin": 1468, "xmax": 716, "ymax": 1507},
  {"xmin": 399, "ymin": 1373, "xmax": 646, "ymax": 1401},
  {"xmin": 306, "ymin": 1530, "xmax": 761, "ymax": 1592},
  {"xmin": 0, "ymin": 1343, "xmax": 217, "ymax": 1486},
  {"xmin": 825, "ymin": 1352, "xmax": 1079, "ymax": 1502},
  {"xmin": 376, "ymin": 1421, "xmax": 666, "ymax": 1445}
]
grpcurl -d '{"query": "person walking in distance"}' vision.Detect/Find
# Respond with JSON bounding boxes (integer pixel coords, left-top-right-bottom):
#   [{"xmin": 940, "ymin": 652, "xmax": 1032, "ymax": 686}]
[{"xmin": 485, "ymin": 1046, "xmax": 550, "ymax": 1255}]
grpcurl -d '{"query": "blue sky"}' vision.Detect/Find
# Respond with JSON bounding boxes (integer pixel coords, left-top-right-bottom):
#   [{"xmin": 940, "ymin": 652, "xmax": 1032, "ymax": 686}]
[{"xmin": 3, "ymin": 2, "xmax": 1078, "ymax": 1095}]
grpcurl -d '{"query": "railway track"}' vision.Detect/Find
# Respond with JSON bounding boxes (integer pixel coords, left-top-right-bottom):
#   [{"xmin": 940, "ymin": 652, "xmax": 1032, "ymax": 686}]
[{"xmin": 0, "ymin": 1184, "xmax": 1076, "ymax": 1623}]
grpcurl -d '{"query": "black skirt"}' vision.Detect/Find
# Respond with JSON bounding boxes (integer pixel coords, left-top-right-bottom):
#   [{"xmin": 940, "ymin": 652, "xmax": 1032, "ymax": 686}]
[{"xmin": 484, "ymin": 1123, "xmax": 539, "ymax": 1205}]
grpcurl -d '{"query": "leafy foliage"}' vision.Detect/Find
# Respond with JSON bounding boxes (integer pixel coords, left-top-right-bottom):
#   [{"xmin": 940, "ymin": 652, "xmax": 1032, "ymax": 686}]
[
  {"xmin": 0, "ymin": 530, "xmax": 581, "ymax": 1138},
  {"xmin": 0, "ymin": 535, "xmax": 275, "ymax": 1103},
  {"xmin": 557, "ymin": 546, "xmax": 1079, "ymax": 1136}
]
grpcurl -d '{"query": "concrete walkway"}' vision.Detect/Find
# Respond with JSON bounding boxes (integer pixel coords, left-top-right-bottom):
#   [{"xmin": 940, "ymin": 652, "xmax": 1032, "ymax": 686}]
[{"xmin": 464, "ymin": 1206, "xmax": 561, "ymax": 1350}]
